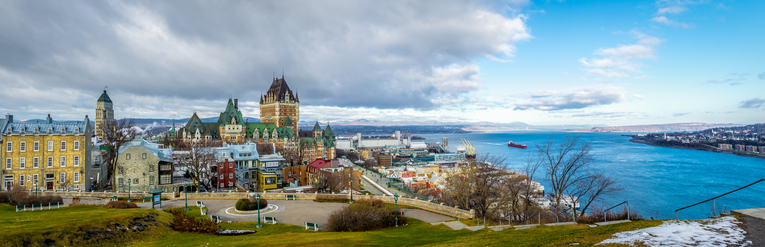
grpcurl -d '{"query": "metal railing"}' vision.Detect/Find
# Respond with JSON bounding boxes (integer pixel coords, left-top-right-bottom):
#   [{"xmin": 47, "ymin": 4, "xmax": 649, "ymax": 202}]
[
  {"xmin": 675, "ymin": 179, "xmax": 765, "ymax": 219},
  {"xmin": 604, "ymin": 201, "xmax": 630, "ymax": 222},
  {"xmin": 527, "ymin": 211, "xmax": 541, "ymax": 225}
]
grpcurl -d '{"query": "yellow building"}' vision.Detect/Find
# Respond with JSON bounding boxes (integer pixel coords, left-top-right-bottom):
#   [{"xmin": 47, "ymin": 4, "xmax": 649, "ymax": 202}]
[
  {"xmin": 95, "ymin": 89, "xmax": 114, "ymax": 140},
  {"xmin": 2, "ymin": 114, "xmax": 92, "ymax": 191}
]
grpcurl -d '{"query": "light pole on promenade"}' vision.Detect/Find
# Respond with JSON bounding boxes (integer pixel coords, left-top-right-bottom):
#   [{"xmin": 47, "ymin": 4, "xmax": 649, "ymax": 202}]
[
  {"xmin": 184, "ymin": 183, "xmax": 188, "ymax": 210},
  {"xmin": 256, "ymin": 194, "xmax": 262, "ymax": 228},
  {"xmin": 394, "ymin": 193, "xmax": 399, "ymax": 227},
  {"xmin": 128, "ymin": 178, "xmax": 132, "ymax": 202}
]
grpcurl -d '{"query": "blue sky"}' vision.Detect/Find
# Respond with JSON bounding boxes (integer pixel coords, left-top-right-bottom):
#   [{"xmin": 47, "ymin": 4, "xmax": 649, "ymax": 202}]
[{"xmin": 0, "ymin": 0, "xmax": 762, "ymax": 126}]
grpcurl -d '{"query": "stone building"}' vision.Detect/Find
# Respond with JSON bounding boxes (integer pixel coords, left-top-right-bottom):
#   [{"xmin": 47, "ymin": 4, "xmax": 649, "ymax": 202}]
[
  {"xmin": 2, "ymin": 114, "xmax": 92, "ymax": 191},
  {"xmin": 115, "ymin": 137, "xmax": 173, "ymax": 192},
  {"xmin": 297, "ymin": 122, "xmax": 336, "ymax": 164},
  {"xmin": 95, "ymin": 90, "xmax": 114, "ymax": 140},
  {"xmin": 260, "ymin": 75, "xmax": 299, "ymax": 135}
]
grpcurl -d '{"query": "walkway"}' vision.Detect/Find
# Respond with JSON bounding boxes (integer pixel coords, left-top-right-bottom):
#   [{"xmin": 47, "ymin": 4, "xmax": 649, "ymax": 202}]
[{"xmin": 733, "ymin": 208, "xmax": 765, "ymax": 246}]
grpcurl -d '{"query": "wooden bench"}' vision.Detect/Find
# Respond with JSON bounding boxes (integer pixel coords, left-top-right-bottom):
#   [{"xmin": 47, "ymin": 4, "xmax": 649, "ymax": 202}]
[
  {"xmin": 304, "ymin": 222, "xmax": 319, "ymax": 231},
  {"xmin": 211, "ymin": 215, "xmax": 221, "ymax": 223},
  {"xmin": 285, "ymin": 194, "xmax": 297, "ymax": 200},
  {"xmin": 264, "ymin": 216, "xmax": 277, "ymax": 224}
]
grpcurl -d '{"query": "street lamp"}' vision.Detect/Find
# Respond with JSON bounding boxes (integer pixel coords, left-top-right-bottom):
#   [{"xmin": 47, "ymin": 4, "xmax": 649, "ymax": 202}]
[
  {"xmin": 184, "ymin": 183, "xmax": 188, "ymax": 211},
  {"xmin": 127, "ymin": 178, "xmax": 132, "ymax": 202},
  {"xmin": 394, "ymin": 193, "xmax": 399, "ymax": 227},
  {"xmin": 256, "ymin": 194, "xmax": 262, "ymax": 228},
  {"xmin": 350, "ymin": 174, "xmax": 353, "ymax": 204},
  {"xmin": 34, "ymin": 179, "xmax": 38, "ymax": 197}
]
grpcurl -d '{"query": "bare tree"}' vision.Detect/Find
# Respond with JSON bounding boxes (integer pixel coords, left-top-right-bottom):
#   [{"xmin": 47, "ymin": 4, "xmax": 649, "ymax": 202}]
[
  {"xmin": 102, "ymin": 119, "xmax": 138, "ymax": 191},
  {"xmin": 256, "ymin": 143, "xmax": 273, "ymax": 155},
  {"xmin": 363, "ymin": 158, "xmax": 377, "ymax": 168},
  {"xmin": 536, "ymin": 136, "xmax": 594, "ymax": 215},
  {"xmin": 311, "ymin": 171, "xmax": 343, "ymax": 193},
  {"xmin": 177, "ymin": 139, "xmax": 220, "ymax": 191},
  {"xmin": 567, "ymin": 173, "xmax": 622, "ymax": 219},
  {"xmin": 439, "ymin": 154, "xmax": 511, "ymax": 220}
]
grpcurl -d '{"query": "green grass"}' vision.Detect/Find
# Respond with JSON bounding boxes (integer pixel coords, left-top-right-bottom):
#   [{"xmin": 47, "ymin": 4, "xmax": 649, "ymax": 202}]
[{"xmin": 0, "ymin": 203, "xmax": 662, "ymax": 246}]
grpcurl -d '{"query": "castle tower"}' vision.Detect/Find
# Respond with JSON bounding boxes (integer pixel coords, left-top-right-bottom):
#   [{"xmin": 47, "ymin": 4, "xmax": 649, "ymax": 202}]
[
  {"xmin": 95, "ymin": 89, "xmax": 114, "ymax": 140},
  {"xmin": 259, "ymin": 75, "xmax": 299, "ymax": 135}
]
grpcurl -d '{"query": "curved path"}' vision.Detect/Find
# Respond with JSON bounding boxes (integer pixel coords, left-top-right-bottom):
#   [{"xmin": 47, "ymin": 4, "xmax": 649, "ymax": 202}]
[{"xmin": 136, "ymin": 199, "xmax": 453, "ymax": 230}]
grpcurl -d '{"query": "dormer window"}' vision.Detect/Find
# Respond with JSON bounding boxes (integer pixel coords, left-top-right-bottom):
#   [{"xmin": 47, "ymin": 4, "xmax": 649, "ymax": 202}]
[
  {"xmin": 74, "ymin": 127, "xmax": 79, "ymax": 135},
  {"xmin": 60, "ymin": 128, "xmax": 66, "ymax": 134},
  {"xmin": 7, "ymin": 127, "xmax": 12, "ymax": 134},
  {"xmin": 48, "ymin": 127, "xmax": 53, "ymax": 134},
  {"xmin": 34, "ymin": 127, "xmax": 39, "ymax": 134},
  {"xmin": 20, "ymin": 127, "xmax": 25, "ymax": 134}
]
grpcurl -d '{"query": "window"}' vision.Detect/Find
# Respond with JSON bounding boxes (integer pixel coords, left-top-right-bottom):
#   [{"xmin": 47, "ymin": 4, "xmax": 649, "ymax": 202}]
[
  {"xmin": 74, "ymin": 141, "xmax": 80, "ymax": 151},
  {"xmin": 229, "ymin": 163, "xmax": 233, "ymax": 169},
  {"xmin": 126, "ymin": 154, "xmax": 131, "ymax": 160},
  {"xmin": 150, "ymin": 165, "xmax": 154, "ymax": 172},
  {"xmin": 60, "ymin": 156, "xmax": 66, "ymax": 167},
  {"xmin": 142, "ymin": 153, "xmax": 147, "ymax": 159},
  {"xmin": 60, "ymin": 172, "xmax": 66, "ymax": 184},
  {"xmin": 161, "ymin": 175, "xmax": 172, "ymax": 184},
  {"xmin": 6, "ymin": 142, "xmax": 11, "ymax": 152},
  {"xmin": 47, "ymin": 157, "xmax": 53, "ymax": 168},
  {"xmin": 229, "ymin": 173, "xmax": 233, "ymax": 179},
  {"xmin": 73, "ymin": 156, "xmax": 79, "ymax": 167},
  {"xmin": 60, "ymin": 141, "xmax": 66, "ymax": 151},
  {"xmin": 149, "ymin": 176, "xmax": 154, "ymax": 185},
  {"xmin": 19, "ymin": 175, "xmax": 25, "ymax": 186},
  {"xmin": 74, "ymin": 172, "xmax": 79, "ymax": 183},
  {"xmin": 119, "ymin": 167, "xmax": 123, "ymax": 174},
  {"xmin": 32, "ymin": 174, "xmax": 38, "ymax": 184},
  {"xmin": 20, "ymin": 142, "xmax": 26, "ymax": 152},
  {"xmin": 19, "ymin": 157, "xmax": 25, "ymax": 169},
  {"xmin": 133, "ymin": 178, "xmax": 138, "ymax": 184},
  {"xmin": 34, "ymin": 141, "xmax": 39, "ymax": 152},
  {"xmin": 119, "ymin": 178, "xmax": 124, "ymax": 186},
  {"xmin": 220, "ymin": 183, "xmax": 224, "ymax": 188},
  {"xmin": 229, "ymin": 181, "xmax": 233, "ymax": 187},
  {"xmin": 33, "ymin": 157, "xmax": 39, "ymax": 168},
  {"xmin": 5, "ymin": 158, "xmax": 11, "ymax": 169},
  {"xmin": 48, "ymin": 141, "xmax": 53, "ymax": 151}
]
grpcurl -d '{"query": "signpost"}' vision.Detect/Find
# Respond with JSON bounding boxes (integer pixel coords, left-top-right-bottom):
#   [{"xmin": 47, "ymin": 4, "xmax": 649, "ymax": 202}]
[{"xmin": 149, "ymin": 188, "xmax": 163, "ymax": 209}]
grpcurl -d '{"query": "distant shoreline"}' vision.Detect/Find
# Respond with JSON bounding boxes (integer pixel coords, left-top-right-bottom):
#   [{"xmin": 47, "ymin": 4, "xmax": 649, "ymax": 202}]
[{"xmin": 628, "ymin": 137, "xmax": 765, "ymax": 160}]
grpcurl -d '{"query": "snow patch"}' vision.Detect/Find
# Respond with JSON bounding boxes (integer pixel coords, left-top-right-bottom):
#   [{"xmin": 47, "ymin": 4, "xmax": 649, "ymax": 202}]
[{"xmin": 598, "ymin": 216, "xmax": 751, "ymax": 246}]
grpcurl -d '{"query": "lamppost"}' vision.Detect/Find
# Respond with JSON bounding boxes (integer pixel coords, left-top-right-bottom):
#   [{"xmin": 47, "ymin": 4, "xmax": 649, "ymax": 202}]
[
  {"xmin": 256, "ymin": 194, "xmax": 262, "ymax": 228},
  {"xmin": 34, "ymin": 179, "xmax": 38, "ymax": 197},
  {"xmin": 184, "ymin": 183, "xmax": 188, "ymax": 211},
  {"xmin": 350, "ymin": 174, "xmax": 353, "ymax": 204},
  {"xmin": 127, "ymin": 178, "xmax": 132, "ymax": 202},
  {"xmin": 394, "ymin": 193, "xmax": 399, "ymax": 227}
]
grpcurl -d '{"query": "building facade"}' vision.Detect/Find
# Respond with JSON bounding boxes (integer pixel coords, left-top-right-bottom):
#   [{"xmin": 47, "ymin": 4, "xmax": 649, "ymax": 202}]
[
  {"xmin": 297, "ymin": 122, "xmax": 336, "ymax": 164},
  {"xmin": 214, "ymin": 142, "xmax": 259, "ymax": 190},
  {"xmin": 95, "ymin": 90, "xmax": 114, "ymax": 140},
  {"xmin": 115, "ymin": 137, "xmax": 173, "ymax": 192},
  {"xmin": 2, "ymin": 114, "xmax": 92, "ymax": 191},
  {"xmin": 255, "ymin": 153, "xmax": 286, "ymax": 190},
  {"xmin": 259, "ymin": 75, "xmax": 299, "ymax": 135}
]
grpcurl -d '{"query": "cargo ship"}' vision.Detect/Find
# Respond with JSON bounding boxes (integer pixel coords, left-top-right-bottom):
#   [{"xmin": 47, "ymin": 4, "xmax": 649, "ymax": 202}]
[{"xmin": 507, "ymin": 141, "xmax": 527, "ymax": 149}]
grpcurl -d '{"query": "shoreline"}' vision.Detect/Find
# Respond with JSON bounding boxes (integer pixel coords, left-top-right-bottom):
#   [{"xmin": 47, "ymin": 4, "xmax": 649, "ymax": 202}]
[{"xmin": 628, "ymin": 138, "xmax": 765, "ymax": 160}]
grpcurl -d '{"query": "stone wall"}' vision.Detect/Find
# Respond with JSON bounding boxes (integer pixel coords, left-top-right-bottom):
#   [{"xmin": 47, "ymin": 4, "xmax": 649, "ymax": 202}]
[{"xmin": 36, "ymin": 191, "xmax": 475, "ymax": 219}]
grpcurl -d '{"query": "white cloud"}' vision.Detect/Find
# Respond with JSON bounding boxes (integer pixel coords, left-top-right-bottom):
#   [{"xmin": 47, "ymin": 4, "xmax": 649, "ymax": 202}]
[
  {"xmin": 651, "ymin": 16, "xmax": 694, "ymax": 28},
  {"xmin": 580, "ymin": 31, "xmax": 662, "ymax": 78},
  {"xmin": 657, "ymin": 5, "xmax": 687, "ymax": 14},
  {"xmin": 514, "ymin": 85, "xmax": 627, "ymax": 111}
]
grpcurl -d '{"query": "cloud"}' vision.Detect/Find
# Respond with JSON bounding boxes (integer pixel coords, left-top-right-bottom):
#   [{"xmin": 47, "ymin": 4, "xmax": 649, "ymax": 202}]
[
  {"xmin": 651, "ymin": 16, "xmax": 694, "ymax": 28},
  {"xmin": 759, "ymin": 72, "xmax": 765, "ymax": 80},
  {"xmin": 570, "ymin": 111, "xmax": 639, "ymax": 118},
  {"xmin": 0, "ymin": 1, "xmax": 532, "ymax": 119},
  {"xmin": 707, "ymin": 73, "xmax": 749, "ymax": 86},
  {"xmin": 739, "ymin": 98, "xmax": 764, "ymax": 109},
  {"xmin": 580, "ymin": 31, "xmax": 662, "ymax": 78},
  {"xmin": 632, "ymin": 94, "xmax": 645, "ymax": 99},
  {"xmin": 672, "ymin": 112, "xmax": 690, "ymax": 117},
  {"xmin": 657, "ymin": 5, "xmax": 687, "ymax": 14},
  {"xmin": 514, "ymin": 86, "xmax": 627, "ymax": 111}
]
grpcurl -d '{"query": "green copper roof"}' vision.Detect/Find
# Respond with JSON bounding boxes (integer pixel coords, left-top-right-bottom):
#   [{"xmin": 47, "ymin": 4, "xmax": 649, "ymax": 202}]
[
  {"xmin": 283, "ymin": 116, "xmax": 293, "ymax": 126},
  {"xmin": 98, "ymin": 90, "xmax": 112, "ymax": 103},
  {"xmin": 312, "ymin": 121, "xmax": 322, "ymax": 131}
]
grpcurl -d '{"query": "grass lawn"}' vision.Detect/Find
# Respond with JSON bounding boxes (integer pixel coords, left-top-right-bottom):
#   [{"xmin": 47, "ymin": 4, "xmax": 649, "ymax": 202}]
[{"xmin": 0, "ymin": 203, "xmax": 661, "ymax": 246}]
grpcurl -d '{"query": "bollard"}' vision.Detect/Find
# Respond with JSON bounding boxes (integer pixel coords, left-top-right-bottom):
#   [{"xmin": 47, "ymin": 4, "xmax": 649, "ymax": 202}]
[
  {"xmin": 49, "ymin": 203, "xmax": 51, "ymax": 210},
  {"xmin": 23, "ymin": 205, "xmax": 26, "ymax": 211},
  {"xmin": 16, "ymin": 205, "xmax": 18, "ymax": 212}
]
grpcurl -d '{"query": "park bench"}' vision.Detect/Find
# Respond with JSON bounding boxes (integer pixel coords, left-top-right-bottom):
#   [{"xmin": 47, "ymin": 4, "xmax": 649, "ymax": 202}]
[
  {"xmin": 142, "ymin": 197, "xmax": 152, "ymax": 203},
  {"xmin": 196, "ymin": 201, "xmax": 206, "ymax": 208},
  {"xmin": 112, "ymin": 196, "xmax": 118, "ymax": 201},
  {"xmin": 201, "ymin": 208, "xmax": 207, "ymax": 216},
  {"xmin": 264, "ymin": 216, "xmax": 277, "ymax": 225},
  {"xmin": 211, "ymin": 215, "xmax": 221, "ymax": 223},
  {"xmin": 304, "ymin": 222, "xmax": 319, "ymax": 231},
  {"xmin": 285, "ymin": 194, "xmax": 297, "ymax": 200}
]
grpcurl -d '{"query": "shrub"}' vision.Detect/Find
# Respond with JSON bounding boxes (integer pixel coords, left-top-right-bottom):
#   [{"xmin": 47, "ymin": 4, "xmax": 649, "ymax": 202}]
[
  {"xmin": 16, "ymin": 195, "xmax": 64, "ymax": 207},
  {"xmin": 7, "ymin": 186, "xmax": 28, "ymax": 205},
  {"xmin": 235, "ymin": 198, "xmax": 267, "ymax": 211},
  {"xmin": 327, "ymin": 203, "xmax": 406, "ymax": 232},
  {"xmin": 0, "ymin": 191, "xmax": 9, "ymax": 203},
  {"xmin": 104, "ymin": 201, "xmax": 138, "ymax": 209},
  {"xmin": 315, "ymin": 194, "xmax": 350, "ymax": 203},
  {"xmin": 167, "ymin": 208, "xmax": 218, "ymax": 234}
]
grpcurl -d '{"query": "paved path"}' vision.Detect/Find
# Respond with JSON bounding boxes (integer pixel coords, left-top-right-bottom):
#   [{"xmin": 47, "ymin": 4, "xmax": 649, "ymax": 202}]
[
  {"xmin": 135, "ymin": 199, "xmax": 453, "ymax": 231},
  {"xmin": 733, "ymin": 208, "xmax": 765, "ymax": 246}
]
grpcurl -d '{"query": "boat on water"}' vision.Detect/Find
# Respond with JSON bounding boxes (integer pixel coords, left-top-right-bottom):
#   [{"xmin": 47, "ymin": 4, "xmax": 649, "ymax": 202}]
[{"xmin": 508, "ymin": 141, "xmax": 527, "ymax": 149}]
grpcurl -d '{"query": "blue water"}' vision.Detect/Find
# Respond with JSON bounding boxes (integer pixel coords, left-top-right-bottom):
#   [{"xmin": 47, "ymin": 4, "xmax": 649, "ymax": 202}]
[{"xmin": 416, "ymin": 132, "xmax": 765, "ymax": 219}]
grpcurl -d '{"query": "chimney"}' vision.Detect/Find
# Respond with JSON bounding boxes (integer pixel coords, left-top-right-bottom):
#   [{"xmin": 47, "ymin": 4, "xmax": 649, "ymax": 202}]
[
  {"xmin": 234, "ymin": 98, "xmax": 238, "ymax": 109},
  {"xmin": 46, "ymin": 114, "xmax": 52, "ymax": 124},
  {"xmin": 6, "ymin": 113, "xmax": 12, "ymax": 123}
]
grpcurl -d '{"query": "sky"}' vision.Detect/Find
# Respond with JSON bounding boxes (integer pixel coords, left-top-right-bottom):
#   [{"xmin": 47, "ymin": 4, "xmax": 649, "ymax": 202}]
[{"xmin": 0, "ymin": 0, "xmax": 763, "ymax": 126}]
